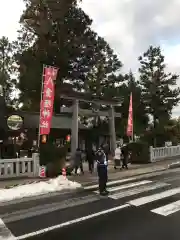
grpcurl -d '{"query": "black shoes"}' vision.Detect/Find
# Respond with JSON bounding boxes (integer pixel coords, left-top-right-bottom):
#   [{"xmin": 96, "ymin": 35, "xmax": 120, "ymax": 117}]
[{"xmin": 100, "ymin": 190, "xmax": 109, "ymax": 196}]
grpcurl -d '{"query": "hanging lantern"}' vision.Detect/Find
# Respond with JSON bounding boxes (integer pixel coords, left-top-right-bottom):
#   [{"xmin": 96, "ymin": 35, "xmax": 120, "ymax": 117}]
[
  {"xmin": 66, "ymin": 134, "xmax": 71, "ymax": 142},
  {"xmin": 42, "ymin": 135, "xmax": 47, "ymax": 143}
]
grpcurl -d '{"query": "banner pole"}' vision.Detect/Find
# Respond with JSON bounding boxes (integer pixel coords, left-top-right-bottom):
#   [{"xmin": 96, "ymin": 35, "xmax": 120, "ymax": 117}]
[{"xmin": 37, "ymin": 64, "xmax": 45, "ymax": 149}]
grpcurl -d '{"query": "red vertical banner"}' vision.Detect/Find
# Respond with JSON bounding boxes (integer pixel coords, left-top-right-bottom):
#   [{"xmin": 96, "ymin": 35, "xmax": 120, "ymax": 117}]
[
  {"xmin": 126, "ymin": 93, "xmax": 133, "ymax": 138},
  {"xmin": 39, "ymin": 66, "xmax": 58, "ymax": 135}
]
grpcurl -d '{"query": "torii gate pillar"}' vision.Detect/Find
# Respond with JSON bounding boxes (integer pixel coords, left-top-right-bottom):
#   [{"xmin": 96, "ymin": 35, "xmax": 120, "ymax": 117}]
[
  {"xmin": 71, "ymin": 99, "xmax": 79, "ymax": 155},
  {"xmin": 109, "ymin": 105, "xmax": 116, "ymax": 156}
]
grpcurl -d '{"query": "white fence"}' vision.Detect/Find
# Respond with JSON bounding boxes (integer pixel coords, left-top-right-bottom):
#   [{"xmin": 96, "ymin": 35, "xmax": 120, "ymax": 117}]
[
  {"xmin": 0, "ymin": 153, "xmax": 40, "ymax": 179},
  {"xmin": 150, "ymin": 145, "xmax": 180, "ymax": 162},
  {"xmin": 1, "ymin": 146, "xmax": 180, "ymax": 179}
]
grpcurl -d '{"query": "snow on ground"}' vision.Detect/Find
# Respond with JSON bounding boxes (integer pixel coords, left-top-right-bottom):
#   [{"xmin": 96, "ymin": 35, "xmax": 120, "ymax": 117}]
[{"xmin": 0, "ymin": 176, "xmax": 81, "ymax": 203}]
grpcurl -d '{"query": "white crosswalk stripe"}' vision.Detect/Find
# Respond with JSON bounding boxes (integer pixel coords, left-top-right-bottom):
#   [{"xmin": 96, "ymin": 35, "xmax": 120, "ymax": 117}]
[
  {"xmin": 87, "ymin": 177, "xmax": 180, "ymax": 217},
  {"xmin": 92, "ymin": 179, "xmax": 169, "ymax": 200},
  {"xmin": 151, "ymin": 200, "xmax": 180, "ymax": 216},
  {"xmin": 94, "ymin": 180, "xmax": 152, "ymax": 194},
  {"xmin": 110, "ymin": 182, "xmax": 168, "ymax": 199},
  {"xmin": 84, "ymin": 177, "xmax": 139, "ymax": 190},
  {"xmin": 128, "ymin": 187, "xmax": 180, "ymax": 206}
]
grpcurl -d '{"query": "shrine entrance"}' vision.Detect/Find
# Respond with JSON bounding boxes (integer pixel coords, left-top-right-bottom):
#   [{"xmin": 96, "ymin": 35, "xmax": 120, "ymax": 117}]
[{"xmin": 59, "ymin": 91, "xmax": 121, "ymax": 155}]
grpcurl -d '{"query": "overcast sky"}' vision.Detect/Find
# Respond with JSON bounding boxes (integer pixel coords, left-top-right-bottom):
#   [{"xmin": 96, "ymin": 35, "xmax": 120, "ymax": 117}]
[{"xmin": 1, "ymin": 0, "xmax": 180, "ymax": 117}]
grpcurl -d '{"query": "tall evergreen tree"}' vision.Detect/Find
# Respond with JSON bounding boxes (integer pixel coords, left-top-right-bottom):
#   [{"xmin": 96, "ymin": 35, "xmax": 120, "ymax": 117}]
[
  {"xmin": 23, "ymin": 0, "xmax": 80, "ymax": 21},
  {"xmin": 116, "ymin": 71, "xmax": 148, "ymax": 136},
  {"xmin": 138, "ymin": 46, "xmax": 180, "ymax": 146},
  {"xmin": 0, "ymin": 37, "xmax": 17, "ymax": 106},
  {"xmin": 15, "ymin": 1, "xmax": 123, "ymax": 112}
]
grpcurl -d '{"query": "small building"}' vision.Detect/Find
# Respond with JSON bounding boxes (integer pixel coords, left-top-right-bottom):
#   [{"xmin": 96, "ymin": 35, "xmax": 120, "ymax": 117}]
[
  {"xmin": 0, "ymin": 86, "xmax": 122, "ymax": 157},
  {"xmin": 5, "ymin": 111, "xmax": 89, "ymax": 150}
]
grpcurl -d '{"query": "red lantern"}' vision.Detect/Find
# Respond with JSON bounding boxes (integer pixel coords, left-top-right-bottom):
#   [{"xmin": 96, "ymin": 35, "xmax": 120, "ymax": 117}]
[
  {"xmin": 66, "ymin": 135, "xmax": 71, "ymax": 142},
  {"xmin": 41, "ymin": 135, "xmax": 47, "ymax": 143}
]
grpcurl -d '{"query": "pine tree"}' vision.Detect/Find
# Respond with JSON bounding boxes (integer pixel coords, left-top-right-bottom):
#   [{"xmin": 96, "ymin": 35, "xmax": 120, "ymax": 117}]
[
  {"xmin": 16, "ymin": 1, "xmax": 123, "ymax": 112},
  {"xmin": 138, "ymin": 46, "xmax": 180, "ymax": 146},
  {"xmin": 117, "ymin": 71, "xmax": 148, "ymax": 136},
  {"xmin": 0, "ymin": 37, "xmax": 17, "ymax": 106}
]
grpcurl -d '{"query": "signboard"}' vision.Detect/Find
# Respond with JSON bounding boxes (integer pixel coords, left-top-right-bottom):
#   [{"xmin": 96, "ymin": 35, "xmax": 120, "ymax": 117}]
[
  {"xmin": 165, "ymin": 141, "xmax": 172, "ymax": 147},
  {"xmin": 7, "ymin": 115, "xmax": 23, "ymax": 130}
]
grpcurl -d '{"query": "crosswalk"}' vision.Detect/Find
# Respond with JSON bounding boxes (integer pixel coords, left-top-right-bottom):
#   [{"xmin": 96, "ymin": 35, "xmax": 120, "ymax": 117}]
[{"xmin": 85, "ymin": 177, "xmax": 180, "ymax": 217}]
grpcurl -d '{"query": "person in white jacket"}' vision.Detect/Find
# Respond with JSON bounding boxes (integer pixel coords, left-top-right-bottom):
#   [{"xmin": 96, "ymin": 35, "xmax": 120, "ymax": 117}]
[{"xmin": 114, "ymin": 144, "xmax": 121, "ymax": 169}]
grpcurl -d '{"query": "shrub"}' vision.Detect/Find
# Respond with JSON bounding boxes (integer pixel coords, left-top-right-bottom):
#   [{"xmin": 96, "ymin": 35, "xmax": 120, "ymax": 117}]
[
  {"xmin": 39, "ymin": 143, "xmax": 56, "ymax": 165},
  {"xmin": 126, "ymin": 141, "xmax": 150, "ymax": 164},
  {"xmin": 40, "ymin": 142, "xmax": 70, "ymax": 177}
]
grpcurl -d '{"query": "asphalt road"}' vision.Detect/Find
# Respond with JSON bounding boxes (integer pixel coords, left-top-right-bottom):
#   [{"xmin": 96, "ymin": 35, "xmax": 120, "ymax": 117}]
[
  {"xmin": 2, "ymin": 168, "xmax": 180, "ymax": 240},
  {"xmin": 29, "ymin": 204, "xmax": 180, "ymax": 240}
]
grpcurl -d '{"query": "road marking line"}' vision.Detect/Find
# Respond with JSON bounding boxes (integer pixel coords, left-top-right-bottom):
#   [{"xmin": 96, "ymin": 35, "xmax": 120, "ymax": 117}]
[
  {"xmin": 151, "ymin": 200, "xmax": 180, "ymax": 216},
  {"xmin": 16, "ymin": 204, "xmax": 130, "ymax": 239},
  {"xmin": 110, "ymin": 182, "xmax": 169, "ymax": 199},
  {"xmin": 94, "ymin": 180, "xmax": 152, "ymax": 193},
  {"xmin": 0, "ymin": 218, "xmax": 16, "ymax": 239},
  {"xmin": 128, "ymin": 187, "xmax": 180, "ymax": 206},
  {"xmin": 3, "ymin": 195, "xmax": 100, "ymax": 223},
  {"xmin": 84, "ymin": 177, "xmax": 139, "ymax": 190}
]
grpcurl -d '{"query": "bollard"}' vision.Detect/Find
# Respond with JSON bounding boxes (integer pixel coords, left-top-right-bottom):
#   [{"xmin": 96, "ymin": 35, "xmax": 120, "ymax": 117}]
[
  {"xmin": 62, "ymin": 167, "xmax": 66, "ymax": 178},
  {"xmin": 39, "ymin": 165, "xmax": 46, "ymax": 178}
]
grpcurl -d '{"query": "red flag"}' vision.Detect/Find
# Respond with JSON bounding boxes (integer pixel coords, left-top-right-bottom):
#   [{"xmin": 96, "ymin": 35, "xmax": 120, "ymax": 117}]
[
  {"xmin": 39, "ymin": 66, "xmax": 59, "ymax": 135},
  {"xmin": 127, "ymin": 93, "xmax": 133, "ymax": 137}
]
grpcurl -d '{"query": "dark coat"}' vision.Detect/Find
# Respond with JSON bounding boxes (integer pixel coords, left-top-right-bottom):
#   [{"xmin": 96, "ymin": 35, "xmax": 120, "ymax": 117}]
[
  {"xmin": 74, "ymin": 150, "xmax": 82, "ymax": 166},
  {"xmin": 121, "ymin": 145, "xmax": 128, "ymax": 159},
  {"xmin": 86, "ymin": 149, "xmax": 94, "ymax": 163}
]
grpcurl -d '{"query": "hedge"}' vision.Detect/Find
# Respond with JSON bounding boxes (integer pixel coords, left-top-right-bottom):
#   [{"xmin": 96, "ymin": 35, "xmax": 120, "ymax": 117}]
[
  {"xmin": 39, "ymin": 142, "xmax": 70, "ymax": 177},
  {"xmin": 125, "ymin": 141, "xmax": 150, "ymax": 164}
]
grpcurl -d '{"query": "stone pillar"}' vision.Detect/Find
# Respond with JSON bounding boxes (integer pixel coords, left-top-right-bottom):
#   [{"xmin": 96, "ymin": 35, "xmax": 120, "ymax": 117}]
[
  {"xmin": 149, "ymin": 146, "xmax": 153, "ymax": 163},
  {"xmin": 32, "ymin": 152, "xmax": 40, "ymax": 177},
  {"xmin": 109, "ymin": 105, "xmax": 116, "ymax": 156},
  {"xmin": 71, "ymin": 99, "xmax": 79, "ymax": 155}
]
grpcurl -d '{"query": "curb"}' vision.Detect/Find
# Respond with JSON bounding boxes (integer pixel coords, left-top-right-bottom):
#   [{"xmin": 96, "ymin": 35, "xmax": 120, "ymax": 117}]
[{"xmin": 168, "ymin": 162, "xmax": 180, "ymax": 169}]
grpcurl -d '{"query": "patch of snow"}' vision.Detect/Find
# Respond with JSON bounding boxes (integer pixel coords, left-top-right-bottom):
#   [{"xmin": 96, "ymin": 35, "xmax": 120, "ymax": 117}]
[{"xmin": 0, "ymin": 176, "xmax": 81, "ymax": 203}]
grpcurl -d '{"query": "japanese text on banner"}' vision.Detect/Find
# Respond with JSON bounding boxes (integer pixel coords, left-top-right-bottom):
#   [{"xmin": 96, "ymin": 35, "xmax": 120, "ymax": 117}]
[{"xmin": 39, "ymin": 66, "xmax": 58, "ymax": 135}]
